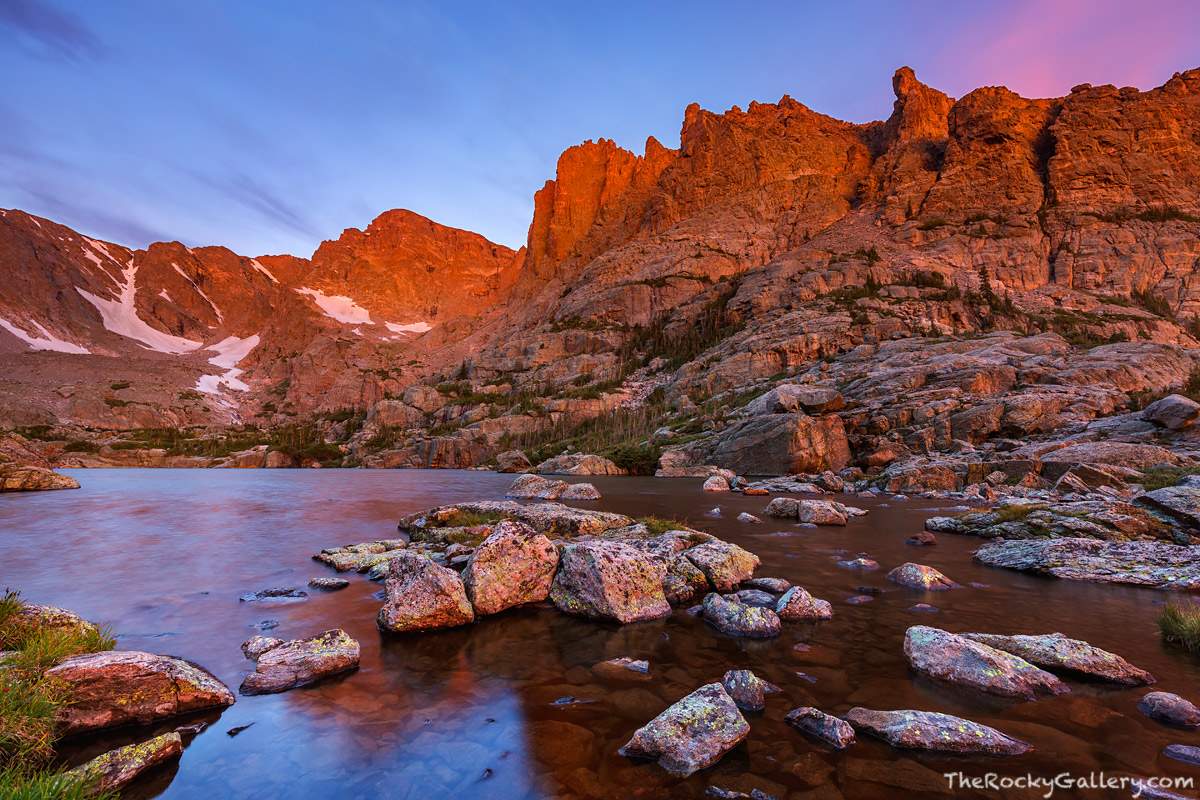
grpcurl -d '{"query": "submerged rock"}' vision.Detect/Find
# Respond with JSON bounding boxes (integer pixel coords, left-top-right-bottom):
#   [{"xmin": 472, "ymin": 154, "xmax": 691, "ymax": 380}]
[
  {"xmin": 775, "ymin": 587, "xmax": 833, "ymax": 621},
  {"xmin": 702, "ymin": 593, "xmax": 780, "ymax": 638},
  {"xmin": 959, "ymin": 632, "xmax": 1154, "ymax": 685},
  {"xmin": 887, "ymin": 563, "xmax": 959, "ymax": 590},
  {"xmin": 842, "ymin": 707, "xmax": 1030, "ymax": 755},
  {"xmin": 1138, "ymin": 692, "xmax": 1200, "ymax": 727},
  {"xmin": 239, "ymin": 629, "xmax": 360, "ymax": 695},
  {"xmin": 903, "ymin": 626, "xmax": 1069, "ymax": 700},
  {"xmin": 973, "ymin": 538, "xmax": 1200, "ymax": 589},
  {"xmin": 65, "ymin": 732, "xmax": 183, "ymax": 794},
  {"xmin": 619, "ymin": 683, "xmax": 749, "ymax": 776},
  {"xmin": 239, "ymin": 587, "xmax": 307, "ymax": 602},
  {"xmin": 784, "ymin": 707, "xmax": 855, "ymax": 749},
  {"xmin": 462, "ymin": 520, "xmax": 559, "ymax": 615},
  {"xmin": 48, "ymin": 651, "xmax": 235, "ymax": 737},
  {"xmin": 736, "ymin": 512, "xmax": 762, "ymax": 524},
  {"xmin": 594, "ymin": 657, "xmax": 650, "ymax": 681},
  {"xmin": 721, "ymin": 669, "xmax": 780, "ymax": 712},
  {"xmin": 377, "ymin": 551, "xmax": 475, "ymax": 633},
  {"xmin": 550, "ymin": 541, "xmax": 671, "ymax": 623},
  {"xmin": 240, "ymin": 636, "xmax": 284, "ymax": 660}
]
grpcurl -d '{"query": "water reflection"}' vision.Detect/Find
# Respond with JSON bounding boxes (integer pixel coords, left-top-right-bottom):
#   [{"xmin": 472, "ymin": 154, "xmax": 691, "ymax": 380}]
[{"xmin": 2, "ymin": 470, "xmax": 1199, "ymax": 798}]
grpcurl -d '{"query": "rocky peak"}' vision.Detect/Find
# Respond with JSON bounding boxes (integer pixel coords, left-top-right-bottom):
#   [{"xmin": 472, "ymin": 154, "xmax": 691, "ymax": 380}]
[{"xmin": 886, "ymin": 66, "xmax": 954, "ymax": 145}]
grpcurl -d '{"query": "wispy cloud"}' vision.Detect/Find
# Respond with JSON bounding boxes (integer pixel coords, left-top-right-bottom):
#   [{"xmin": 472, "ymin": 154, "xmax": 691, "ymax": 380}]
[{"xmin": 0, "ymin": 0, "xmax": 104, "ymax": 61}]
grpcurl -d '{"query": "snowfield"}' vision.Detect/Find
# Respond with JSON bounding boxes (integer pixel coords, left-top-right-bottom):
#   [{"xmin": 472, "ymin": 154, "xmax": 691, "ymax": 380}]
[
  {"xmin": 76, "ymin": 258, "xmax": 204, "ymax": 354},
  {"xmin": 0, "ymin": 316, "xmax": 91, "ymax": 354},
  {"xmin": 295, "ymin": 287, "xmax": 373, "ymax": 324}
]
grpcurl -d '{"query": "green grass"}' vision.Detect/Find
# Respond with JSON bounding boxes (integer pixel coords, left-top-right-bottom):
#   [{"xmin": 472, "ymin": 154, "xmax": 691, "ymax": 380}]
[
  {"xmin": 0, "ymin": 590, "xmax": 116, "ymax": 798},
  {"xmin": 639, "ymin": 517, "xmax": 691, "ymax": 536},
  {"xmin": 1158, "ymin": 600, "xmax": 1200, "ymax": 653},
  {"xmin": 990, "ymin": 503, "xmax": 1049, "ymax": 523},
  {"xmin": 1140, "ymin": 465, "xmax": 1200, "ymax": 491}
]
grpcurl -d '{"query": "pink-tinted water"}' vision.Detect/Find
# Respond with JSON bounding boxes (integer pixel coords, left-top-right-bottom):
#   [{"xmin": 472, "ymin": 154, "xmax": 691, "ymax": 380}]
[{"xmin": 2, "ymin": 469, "xmax": 1199, "ymax": 799}]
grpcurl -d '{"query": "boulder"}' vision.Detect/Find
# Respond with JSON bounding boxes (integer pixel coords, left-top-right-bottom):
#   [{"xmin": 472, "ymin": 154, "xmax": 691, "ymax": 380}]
[
  {"xmin": 1163, "ymin": 744, "xmax": 1200, "ymax": 765},
  {"xmin": 550, "ymin": 541, "xmax": 671, "ymax": 623},
  {"xmin": 709, "ymin": 414, "xmax": 850, "ymax": 476},
  {"xmin": 887, "ymin": 563, "xmax": 959, "ymax": 590},
  {"xmin": 784, "ymin": 707, "xmax": 855, "ymax": 749},
  {"xmin": 746, "ymin": 384, "xmax": 845, "ymax": 415},
  {"xmin": 1138, "ymin": 692, "xmax": 1200, "ymax": 727},
  {"xmin": 764, "ymin": 497, "xmax": 799, "ymax": 517},
  {"xmin": 797, "ymin": 499, "xmax": 848, "ymax": 526},
  {"xmin": 842, "ymin": 708, "xmax": 1030, "ymax": 755},
  {"xmin": 619, "ymin": 683, "xmax": 749, "ymax": 776},
  {"xmin": 721, "ymin": 669, "xmax": 780, "ymax": 711},
  {"xmin": 973, "ymin": 538, "xmax": 1200, "ymax": 589},
  {"xmin": 684, "ymin": 540, "xmax": 759, "ymax": 591},
  {"xmin": 506, "ymin": 473, "xmax": 568, "ymax": 499},
  {"xmin": 702, "ymin": 593, "xmax": 781, "ymax": 638},
  {"xmin": 959, "ymin": 632, "xmax": 1154, "ymax": 685},
  {"xmin": 47, "ymin": 651, "xmax": 235, "ymax": 737},
  {"xmin": 15, "ymin": 604, "xmax": 98, "ymax": 637},
  {"xmin": 537, "ymin": 454, "xmax": 627, "ymax": 475},
  {"xmin": 64, "ymin": 732, "xmax": 183, "ymax": 794},
  {"xmin": 702, "ymin": 475, "xmax": 731, "ymax": 492},
  {"xmin": 733, "ymin": 589, "xmax": 776, "ymax": 607},
  {"xmin": 0, "ymin": 465, "xmax": 80, "ymax": 491},
  {"xmin": 905, "ymin": 531, "xmax": 937, "ymax": 546},
  {"xmin": 496, "ymin": 450, "xmax": 532, "ymax": 472},
  {"xmin": 775, "ymin": 587, "xmax": 833, "ymax": 621},
  {"xmin": 903, "ymin": 626, "xmax": 1069, "ymax": 700},
  {"xmin": 1041, "ymin": 441, "xmax": 1182, "ymax": 472},
  {"xmin": 736, "ymin": 512, "xmax": 762, "ymax": 524},
  {"xmin": 1143, "ymin": 394, "xmax": 1200, "ymax": 430},
  {"xmin": 377, "ymin": 551, "xmax": 475, "ymax": 633},
  {"xmin": 239, "ymin": 629, "xmax": 360, "ymax": 695},
  {"xmin": 462, "ymin": 520, "xmax": 559, "ymax": 615},
  {"xmin": 559, "ymin": 482, "xmax": 602, "ymax": 500}
]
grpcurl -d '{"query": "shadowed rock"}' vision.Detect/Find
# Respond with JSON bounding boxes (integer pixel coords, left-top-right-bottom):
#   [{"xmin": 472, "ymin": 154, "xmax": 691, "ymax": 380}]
[
  {"xmin": 784, "ymin": 707, "xmax": 855, "ymax": 749},
  {"xmin": 702, "ymin": 593, "xmax": 780, "ymax": 638},
  {"xmin": 619, "ymin": 683, "xmax": 749, "ymax": 776},
  {"xmin": 65, "ymin": 732, "xmax": 183, "ymax": 794},
  {"xmin": 1138, "ymin": 692, "xmax": 1200, "ymax": 727},
  {"xmin": 721, "ymin": 669, "xmax": 780, "ymax": 711}
]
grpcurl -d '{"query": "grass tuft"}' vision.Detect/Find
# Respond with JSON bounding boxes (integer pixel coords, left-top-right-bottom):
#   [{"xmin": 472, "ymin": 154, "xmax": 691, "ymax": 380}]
[{"xmin": 1158, "ymin": 600, "xmax": 1200, "ymax": 653}]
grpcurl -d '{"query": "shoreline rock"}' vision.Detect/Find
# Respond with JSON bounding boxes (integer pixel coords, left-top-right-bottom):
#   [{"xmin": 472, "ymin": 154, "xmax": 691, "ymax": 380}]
[{"xmin": 239, "ymin": 629, "xmax": 360, "ymax": 695}]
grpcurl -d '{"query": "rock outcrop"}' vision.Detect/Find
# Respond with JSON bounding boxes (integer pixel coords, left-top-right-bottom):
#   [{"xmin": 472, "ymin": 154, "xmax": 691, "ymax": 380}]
[{"xmin": 973, "ymin": 537, "xmax": 1200, "ymax": 588}]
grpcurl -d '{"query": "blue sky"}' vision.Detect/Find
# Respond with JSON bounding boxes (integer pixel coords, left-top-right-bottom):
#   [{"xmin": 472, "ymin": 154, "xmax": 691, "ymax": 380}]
[{"xmin": 2, "ymin": 0, "xmax": 1198, "ymax": 257}]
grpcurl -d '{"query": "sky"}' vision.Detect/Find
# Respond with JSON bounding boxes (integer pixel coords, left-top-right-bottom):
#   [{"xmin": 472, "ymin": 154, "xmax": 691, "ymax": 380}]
[{"xmin": 1, "ymin": 0, "xmax": 1199, "ymax": 258}]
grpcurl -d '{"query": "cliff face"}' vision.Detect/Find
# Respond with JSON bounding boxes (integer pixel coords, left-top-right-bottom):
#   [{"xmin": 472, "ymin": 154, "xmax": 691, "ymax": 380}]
[{"xmin": 1, "ymin": 66, "xmax": 1200, "ymax": 444}]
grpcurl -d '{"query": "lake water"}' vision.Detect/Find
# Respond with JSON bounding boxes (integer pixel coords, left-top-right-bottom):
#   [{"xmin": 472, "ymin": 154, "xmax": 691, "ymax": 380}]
[{"xmin": 3, "ymin": 469, "xmax": 1199, "ymax": 799}]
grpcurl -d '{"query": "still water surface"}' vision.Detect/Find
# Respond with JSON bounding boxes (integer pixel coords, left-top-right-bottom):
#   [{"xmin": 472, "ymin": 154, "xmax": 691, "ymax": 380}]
[{"xmin": 3, "ymin": 470, "xmax": 1200, "ymax": 799}]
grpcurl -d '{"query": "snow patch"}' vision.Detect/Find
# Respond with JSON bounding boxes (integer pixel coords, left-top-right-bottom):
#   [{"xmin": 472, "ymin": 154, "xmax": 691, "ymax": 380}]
[
  {"xmin": 0, "ymin": 316, "xmax": 90, "ymax": 354},
  {"xmin": 81, "ymin": 237, "xmax": 117, "ymax": 263},
  {"xmin": 250, "ymin": 259, "xmax": 278, "ymax": 283},
  {"xmin": 195, "ymin": 334, "xmax": 259, "ymax": 394},
  {"xmin": 295, "ymin": 288, "xmax": 373, "ymax": 325},
  {"xmin": 76, "ymin": 260, "xmax": 203, "ymax": 354},
  {"xmin": 384, "ymin": 321, "xmax": 432, "ymax": 335},
  {"xmin": 159, "ymin": 289, "xmax": 171, "ymax": 301}
]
